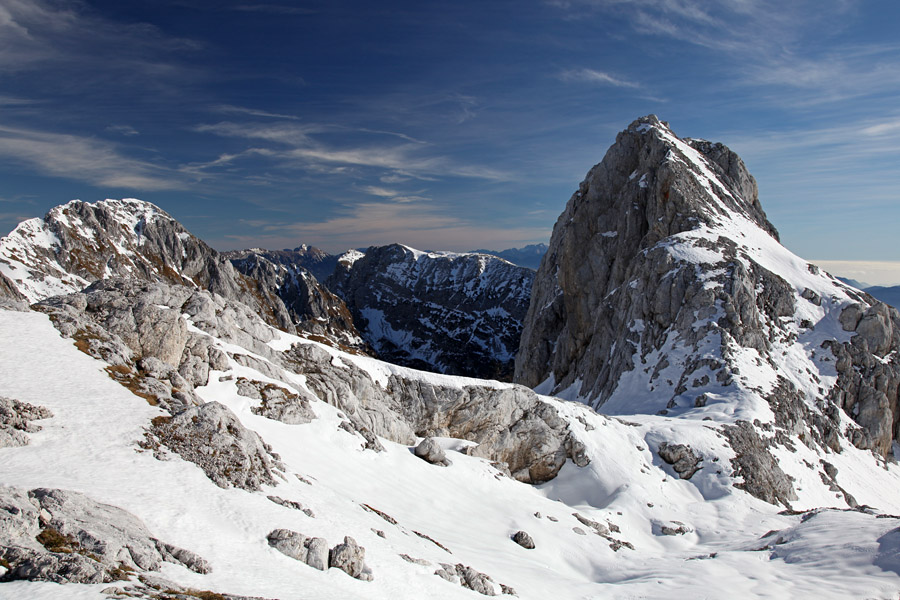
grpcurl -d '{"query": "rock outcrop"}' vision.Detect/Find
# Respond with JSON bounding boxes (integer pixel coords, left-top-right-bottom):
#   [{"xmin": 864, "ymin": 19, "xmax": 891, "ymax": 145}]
[
  {"xmin": 515, "ymin": 115, "xmax": 900, "ymax": 502},
  {"xmin": 227, "ymin": 248, "xmax": 366, "ymax": 352},
  {"xmin": 0, "ymin": 486, "xmax": 209, "ymax": 584},
  {"xmin": 0, "ymin": 198, "xmax": 294, "ymax": 332},
  {"xmin": 328, "ymin": 244, "xmax": 533, "ymax": 380},
  {"xmin": 142, "ymin": 401, "xmax": 285, "ymax": 491},
  {"xmin": 0, "ymin": 397, "xmax": 52, "ymax": 448},
  {"xmin": 35, "ymin": 274, "xmax": 586, "ymax": 486},
  {"xmin": 288, "ymin": 342, "xmax": 588, "ymax": 484}
]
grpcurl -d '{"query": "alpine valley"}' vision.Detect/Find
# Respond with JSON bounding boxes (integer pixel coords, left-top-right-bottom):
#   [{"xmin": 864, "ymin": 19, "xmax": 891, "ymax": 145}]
[{"xmin": 2, "ymin": 116, "xmax": 900, "ymax": 600}]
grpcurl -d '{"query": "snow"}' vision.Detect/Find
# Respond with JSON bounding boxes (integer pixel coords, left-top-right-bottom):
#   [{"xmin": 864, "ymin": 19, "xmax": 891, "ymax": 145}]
[{"xmin": 4, "ymin": 305, "xmax": 900, "ymax": 599}]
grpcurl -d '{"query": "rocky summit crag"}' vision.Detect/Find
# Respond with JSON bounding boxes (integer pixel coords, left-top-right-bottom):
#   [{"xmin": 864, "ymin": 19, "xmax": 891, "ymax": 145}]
[
  {"xmin": 516, "ymin": 115, "xmax": 900, "ymax": 483},
  {"xmin": 328, "ymin": 243, "xmax": 534, "ymax": 380},
  {"xmin": 0, "ymin": 198, "xmax": 294, "ymax": 333}
]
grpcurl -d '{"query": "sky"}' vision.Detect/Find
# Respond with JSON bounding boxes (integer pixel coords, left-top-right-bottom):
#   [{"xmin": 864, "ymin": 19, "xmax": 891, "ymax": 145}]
[{"xmin": 1, "ymin": 1, "xmax": 900, "ymax": 284}]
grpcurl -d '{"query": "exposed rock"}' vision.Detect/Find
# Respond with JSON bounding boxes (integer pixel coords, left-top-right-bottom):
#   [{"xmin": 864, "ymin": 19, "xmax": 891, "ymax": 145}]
[
  {"xmin": 0, "ymin": 486, "xmax": 209, "ymax": 584},
  {"xmin": 329, "ymin": 536, "xmax": 372, "ymax": 581},
  {"xmin": 0, "ymin": 397, "xmax": 52, "ymax": 448},
  {"xmin": 0, "ymin": 271, "xmax": 27, "ymax": 310},
  {"xmin": 455, "ymin": 564, "xmax": 497, "ymax": 596},
  {"xmin": 723, "ymin": 420, "xmax": 798, "ymax": 507},
  {"xmin": 511, "ymin": 530, "xmax": 534, "ymax": 549},
  {"xmin": 238, "ymin": 377, "xmax": 317, "ymax": 425},
  {"xmin": 659, "ymin": 521, "xmax": 692, "ymax": 536},
  {"xmin": 328, "ymin": 243, "xmax": 533, "ymax": 380},
  {"xmin": 143, "ymin": 401, "xmax": 284, "ymax": 491},
  {"xmin": 288, "ymin": 342, "xmax": 588, "ymax": 484},
  {"xmin": 414, "ymin": 437, "xmax": 450, "ymax": 466},
  {"xmin": 0, "ymin": 198, "xmax": 294, "ymax": 332},
  {"xmin": 226, "ymin": 248, "xmax": 366, "ymax": 353},
  {"xmin": 266, "ymin": 495, "xmax": 314, "ymax": 518},
  {"xmin": 657, "ymin": 442, "xmax": 702, "ymax": 480},
  {"xmin": 513, "ymin": 114, "xmax": 900, "ymax": 504},
  {"xmin": 266, "ymin": 529, "xmax": 329, "ymax": 571}
]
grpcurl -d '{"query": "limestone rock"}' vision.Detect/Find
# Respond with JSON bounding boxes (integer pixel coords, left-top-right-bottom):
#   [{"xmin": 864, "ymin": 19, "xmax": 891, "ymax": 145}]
[
  {"xmin": 0, "ymin": 486, "xmax": 209, "ymax": 584},
  {"xmin": 226, "ymin": 249, "xmax": 366, "ymax": 353},
  {"xmin": 0, "ymin": 198, "xmax": 294, "ymax": 332},
  {"xmin": 657, "ymin": 442, "xmax": 702, "ymax": 480},
  {"xmin": 0, "ymin": 397, "xmax": 52, "ymax": 448},
  {"xmin": 288, "ymin": 342, "xmax": 587, "ymax": 484},
  {"xmin": 513, "ymin": 114, "xmax": 900, "ymax": 500},
  {"xmin": 144, "ymin": 401, "xmax": 284, "ymax": 491},
  {"xmin": 511, "ymin": 531, "xmax": 534, "ymax": 549},
  {"xmin": 329, "ymin": 536, "xmax": 372, "ymax": 581},
  {"xmin": 266, "ymin": 529, "xmax": 328, "ymax": 571},
  {"xmin": 414, "ymin": 437, "xmax": 450, "ymax": 466}
]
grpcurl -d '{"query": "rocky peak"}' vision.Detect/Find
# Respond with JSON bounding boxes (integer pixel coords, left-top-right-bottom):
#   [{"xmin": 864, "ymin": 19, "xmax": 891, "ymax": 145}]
[
  {"xmin": 515, "ymin": 115, "xmax": 900, "ymax": 461},
  {"xmin": 0, "ymin": 198, "xmax": 294, "ymax": 332},
  {"xmin": 328, "ymin": 243, "xmax": 534, "ymax": 380},
  {"xmin": 226, "ymin": 250, "xmax": 366, "ymax": 352}
]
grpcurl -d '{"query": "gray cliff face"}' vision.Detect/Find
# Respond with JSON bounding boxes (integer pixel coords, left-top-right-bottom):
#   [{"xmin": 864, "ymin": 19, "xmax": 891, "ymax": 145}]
[
  {"xmin": 226, "ymin": 250, "xmax": 366, "ymax": 352},
  {"xmin": 36, "ymin": 276, "xmax": 585, "ymax": 486},
  {"xmin": 328, "ymin": 244, "xmax": 534, "ymax": 381},
  {"xmin": 514, "ymin": 115, "xmax": 900, "ymax": 488},
  {"xmin": 224, "ymin": 244, "xmax": 338, "ymax": 282},
  {"xmin": 0, "ymin": 198, "xmax": 294, "ymax": 333}
]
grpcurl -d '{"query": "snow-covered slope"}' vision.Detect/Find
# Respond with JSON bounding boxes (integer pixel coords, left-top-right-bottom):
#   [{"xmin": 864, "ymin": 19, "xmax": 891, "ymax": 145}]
[
  {"xmin": 3, "ymin": 282, "xmax": 900, "ymax": 599},
  {"xmin": 328, "ymin": 243, "xmax": 534, "ymax": 380}
]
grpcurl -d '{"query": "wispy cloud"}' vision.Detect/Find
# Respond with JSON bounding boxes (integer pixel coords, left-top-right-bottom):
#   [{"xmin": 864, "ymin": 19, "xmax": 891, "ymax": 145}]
[
  {"xmin": 0, "ymin": 124, "xmax": 183, "ymax": 190},
  {"xmin": 193, "ymin": 120, "xmax": 510, "ymax": 181},
  {"xmin": 220, "ymin": 201, "xmax": 549, "ymax": 253},
  {"xmin": 231, "ymin": 4, "xmax": 317, "ymax": 16},
  {"xmin": 106, "ymin": 124, "xmax": 140, "ymax": 136},
  {"xmin": 214, "ymin": 104, "xmax": 302, "ymax": 121},
  {"xmin": 0, "ymin": 0, "xmax": 198, "ymax": 87},
  {"xmin": 559, "ymin": 68, "xmax": 639, "ymax": 88}
]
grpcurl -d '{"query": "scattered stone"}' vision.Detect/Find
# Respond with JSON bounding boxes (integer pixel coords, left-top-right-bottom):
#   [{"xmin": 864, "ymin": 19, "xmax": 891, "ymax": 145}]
[
  {"xmin": 266, "ymin": 495, "xmax": 314, "ymax": 518},
  {"xmin": 660, "ymin": 521, "xmax": 692, "ymax": 536},
  {"xmin": 329, "ymin": 536, "xmax": 372, "ymax": 581},
  {"xmin": 414, "ymin": 437, "xmax": 451, "ymax": 466},
  {"xmin": 266, "ymin": 529, "xmax": 328, "ymax": 571},
  {"xmin": 572, "ymin": 527, "xmax": 586, "ymax": 536},
  {"xmin": 657, "ymin": 442, "xmax": 702, "ymax": 480},
  {"xmin": 0, "ymin": 396, "xmax": 53, "ymax": 448},
  {"xmin": 511, "ymin": 531, "xmax": 535, "ymax": 549},
  {"xmin": 399, "ymin": 553, "xmax": 430, "ymax": 566}
]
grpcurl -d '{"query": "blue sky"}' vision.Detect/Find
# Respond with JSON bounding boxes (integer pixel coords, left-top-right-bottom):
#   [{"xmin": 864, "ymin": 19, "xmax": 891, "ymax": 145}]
[{"xmin": 1, "ymin": 0, "xmax": 900, "ymax": 282}]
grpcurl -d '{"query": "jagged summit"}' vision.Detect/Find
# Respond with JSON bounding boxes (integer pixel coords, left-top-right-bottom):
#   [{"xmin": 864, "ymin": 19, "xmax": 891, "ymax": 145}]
[
  {"xmin": 0, "ymin": 197, "xmax": 295, "ymax": 331},
  {"xmin": 516, "ymin": 116, "xmax": 900, "ymax": 459},
  {"xmin": 328, "ymin": 243, "xmax": 533, "ymax": 380}
]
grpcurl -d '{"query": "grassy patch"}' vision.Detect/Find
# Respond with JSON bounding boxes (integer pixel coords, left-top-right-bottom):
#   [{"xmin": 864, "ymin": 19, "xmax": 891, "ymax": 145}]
[
  {"xmin": 105, "ymin": 365, "xmax": 159, "ymax": 406},
  {"xmin": 36, "ymin": 528, "xmax": 76, "ymax": 554}
]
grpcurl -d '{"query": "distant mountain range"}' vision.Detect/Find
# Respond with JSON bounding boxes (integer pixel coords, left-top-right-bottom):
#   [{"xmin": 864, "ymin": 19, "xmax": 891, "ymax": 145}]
[
  {"xmin": 471, "ymin": 243, "xmax": 548, "ymax": 270},
  {"xmin": 837, "ymin": 277, "xmax": 900, "ymax": 309}
]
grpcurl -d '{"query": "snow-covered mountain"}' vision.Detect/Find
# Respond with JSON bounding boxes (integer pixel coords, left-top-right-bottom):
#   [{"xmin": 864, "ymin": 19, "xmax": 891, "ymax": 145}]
[
  {"xmin": 3, "ymin": 116, "xmax": 900, "ymax": 599},
  {"xmin": 328, "ymin": 243, "xmax": 534, "ymax": 380},
  {"xmin": 224, "ymin": 245, "xmax": 339, "ymax": 284},
  {"xmin": 0, "ymin": 198, "xmax": 294, "ymax": 332}
]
